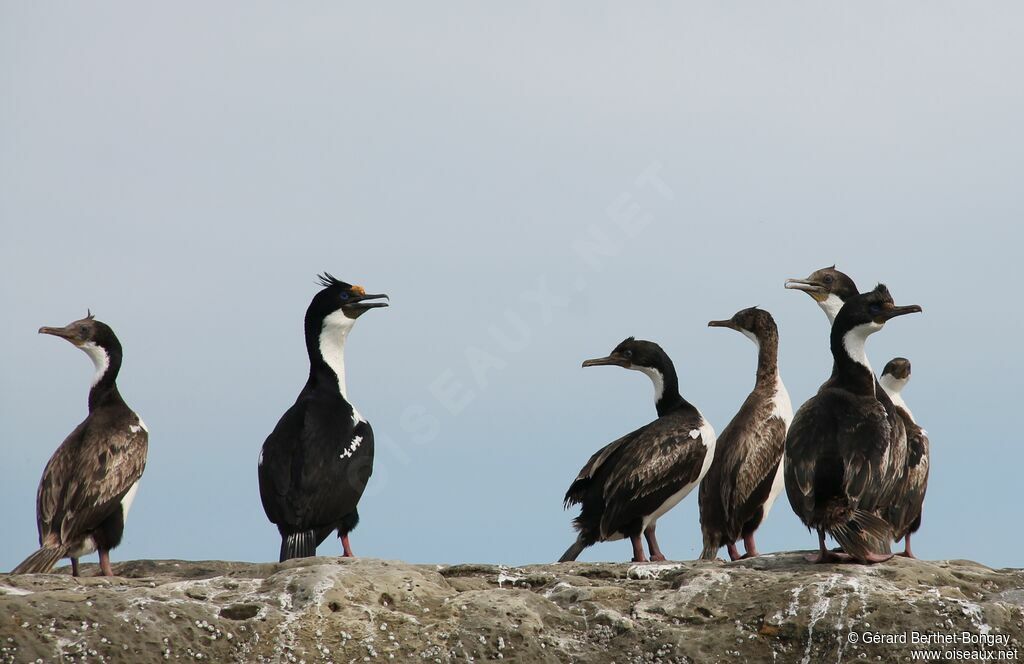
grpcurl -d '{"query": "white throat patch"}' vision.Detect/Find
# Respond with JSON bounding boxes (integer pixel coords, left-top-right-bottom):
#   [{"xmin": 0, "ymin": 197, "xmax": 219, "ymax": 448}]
[
  {"xmin": 632, "ymin": 366, "xmax": 665, "ymax": 403},
  {"xmin": 841, "ymin": 322, "xmax": 882, "ymax": 372},
  {"xmin": 819, "ymin": 293, "xmax": 846, "ymax": 324},
  {"xmin": 80, "ymin": 341, "xmax": 110, "ymax": 387},
  {"xmin": 739, "ymin": 329, "xmax": 760, "ymax": 349},
  {"xmin": 319, "ymin": 309, "xmax": 356, "ymax": 398},
  {"xmin": 879, "ymin": 373, "xmax": 907, "ymax": 397},
  {"xmin": 879, "ymin": 374, "xmax": 915, "ymax": 422}
]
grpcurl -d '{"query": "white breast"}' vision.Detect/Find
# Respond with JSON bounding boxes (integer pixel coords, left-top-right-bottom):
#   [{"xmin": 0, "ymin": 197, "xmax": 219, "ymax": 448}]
[
  {"xmin": 643, "ymin": 417, "xmax": 717, "ymax": 530},
  {"xmin": 121, "ymin": 480, "xmax": 140, "ymax": 519},
  {"xmin": 761, "ymin": 376, "xmax": 794, "ymax": 521},
  {"xmin": 879, "ymin": 375, "xmax": 916, "ymax": 423}
]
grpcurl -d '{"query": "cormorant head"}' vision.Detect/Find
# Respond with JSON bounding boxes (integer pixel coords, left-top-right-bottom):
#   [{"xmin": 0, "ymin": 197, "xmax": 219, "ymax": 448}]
[
  {"xmin": 39, "ymin": 311, "xmax": 122, "ymax": 377},
  {"xmin": 707, "ymin": 306, "xmax": 778, "ymax": 346},
  {"xmin": 307, "ymin": 272, "xmax": 388, "ymax": 330},
  {"xmin": 834, "ymin": 284, "xmax": 922, "ymax": 348},
  {"xmin": 880, "ymin": 357, "xmax": 912, "ymax": 393},
  {"xmin": 785, "ymin": 265, "xmax": 859, "ymax": 322},
  {"xmin": 882, "ymin": 356, "xmax": 912, "ymax": 380},
  {"xmin": 582, "ymin": 337, "xmax": 670, "ymax": 373},
  {"xmin": 582, "ymin": 337, "xmax": 677, "ymax": 406}
]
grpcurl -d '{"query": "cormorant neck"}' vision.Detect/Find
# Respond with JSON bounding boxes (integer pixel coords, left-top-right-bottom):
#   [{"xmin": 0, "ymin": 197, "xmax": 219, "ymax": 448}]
[
  {"xmin": 819, "ymin": 294, "xmax": 846, "ymax": 325},
  {"xmin": 637, "ymin": 360, "xmax": 685, "ymax": 417},
  {"xmin": 879, "ymin": 374, "xmax": 914, "ymax": 421},
  {"xmin": 306, "ymin": 310, "xmax": 355, "ymax": 399},
  {"xmin": 83, "ymin": 342, "xmax": 123, "ymax": 410},
  {"xmin": 878, "ymin": 374, "xmax": 906, "ymax": 398},
  {"xmin": 829, "ymin": 321, "xmax": 879, "ymax": 396},
  {"xmin": 741, "ymin": 330, "xmax": 779, "ymax": 385}
]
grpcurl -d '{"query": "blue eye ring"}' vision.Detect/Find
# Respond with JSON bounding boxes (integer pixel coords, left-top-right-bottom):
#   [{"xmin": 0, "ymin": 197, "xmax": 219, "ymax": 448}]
[
  {"xmin": 339, "ymin": 291, "xmax": 350, "ymax": 301},
  {"xmin": 869, "ymin": 303, "xmax": 881, "ymax": 314}
]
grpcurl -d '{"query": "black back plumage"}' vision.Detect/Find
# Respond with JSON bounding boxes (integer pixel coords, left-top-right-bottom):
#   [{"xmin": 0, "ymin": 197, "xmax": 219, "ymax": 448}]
[
  {"xmin": 564, "ymin": 406, "xmax": 709, "ymax": 546},
  {"xmin": 786, "ymin": 267, "xmax": 915, "ymax": 553},
  {"xmin": 258, "ymin": 274, "xmax": 387, "ymax": 561},
  {"xmin": 561, "ymin": 339, "xmax": 714, "ymax": 561},
  {"xmin": 258, "ymin": 390, "xmax": 374, "ymax": 559},
  {"xmin": 784, "ymin": 285, "xmax": 922, "ymax": 562}
]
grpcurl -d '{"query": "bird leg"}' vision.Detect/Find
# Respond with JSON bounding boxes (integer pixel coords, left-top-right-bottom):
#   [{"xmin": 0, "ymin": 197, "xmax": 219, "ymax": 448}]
[
  {"xmin": 643, "ymin": 525, "xmax": 666, "ymax": 561},
  {"xmin": 898, "ymin": 534, "xmax": 916, "ymax": 559},
  {"xmin": 629, "ymin": 534, "xmax": 647, "ymax": 563},
  {"xmin": 726, "ymin": 543, "xmax": 742, "ymax": 561},
  {"xmin": 805, "ymin": 529, "xmax": 850, "ymax": 564},
  {"xmin": 741, "ymin": 533, "xmax": 760, "ymax": 559},
  {"xmin": 98, "ymin": 550, "xmax": 114, "ymax": 577},
  {"xmin": 341, "ymin": 534, "xmax": 355, "ymax": 558},
  {"xmin": 71, "ymin": 558, "xmax": 80, "ymax": 577}
]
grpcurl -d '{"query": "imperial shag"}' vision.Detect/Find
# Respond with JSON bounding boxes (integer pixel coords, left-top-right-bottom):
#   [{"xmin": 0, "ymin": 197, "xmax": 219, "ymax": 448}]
[
  {"xmin": 560, "ymin": 337, "xmax": 716, "ymax": 563},
  {"xmin": 13, "ymin": 313, "xmax": 148, "ymax": 577},
  {"xmin": 784, "ymin": 285, "xmax": 921, "ymax": 564},
  {"xmin": 700, "ymin": 308, "xmax": 792, "ymax": 561},
  {"xmin": 258, "ymin": 273, "xmax": 388, "ymax": 562}
]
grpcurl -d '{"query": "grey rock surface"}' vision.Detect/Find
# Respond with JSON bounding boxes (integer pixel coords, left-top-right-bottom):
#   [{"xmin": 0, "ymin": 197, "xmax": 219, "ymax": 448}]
[{"xmin": 2, "ymin": 553, "xmax": 1023, "ymax": 663}]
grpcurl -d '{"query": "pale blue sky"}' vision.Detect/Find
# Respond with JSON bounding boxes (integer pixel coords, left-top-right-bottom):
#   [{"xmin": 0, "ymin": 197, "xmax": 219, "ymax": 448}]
[{"xmin": 2, "ymin": 3, "xmax": 1021, "ymax": 571}]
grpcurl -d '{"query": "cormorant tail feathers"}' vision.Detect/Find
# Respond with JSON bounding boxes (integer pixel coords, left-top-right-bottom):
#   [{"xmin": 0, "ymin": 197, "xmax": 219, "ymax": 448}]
[
  {"xmin": 699, "ymin": 539, "xmax": 720, "ymax": 561},
  {"xmin": 558, "ymin": 536, "xmax": 587, "ymax": 563},
  {"xmin": 12, "ymin": 546, "xmax": 68, "ymax": 574},
  {"xmin": 829, "ymin": 510, "xmax": 893, "ymax": 563},
  {"xmin": 280, "ymin": 531, "xmax": 317, "ymax": 562}
]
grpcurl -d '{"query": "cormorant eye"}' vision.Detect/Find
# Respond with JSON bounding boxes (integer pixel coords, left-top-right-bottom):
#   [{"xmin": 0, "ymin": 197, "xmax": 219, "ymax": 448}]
[
  {"xmin": 869, "ymin": 303, "xmax": 881, "ymax": 314},
  {"xmin": 623, "ymin": 350, "xmax": 633, "ymax": 359},
  {"xmin": 824, "ymin": 275, "xmax": 834, "ymax": 284},
  {"xmin": 339, "ymin": 291, "xmax": 350, "ymax": 301}
]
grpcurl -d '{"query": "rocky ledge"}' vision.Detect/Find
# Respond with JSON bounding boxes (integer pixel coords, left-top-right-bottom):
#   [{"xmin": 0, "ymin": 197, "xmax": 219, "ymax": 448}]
[{"xmin": 2, "ymin": 553, "xmax": 1023, "ymax": 663}]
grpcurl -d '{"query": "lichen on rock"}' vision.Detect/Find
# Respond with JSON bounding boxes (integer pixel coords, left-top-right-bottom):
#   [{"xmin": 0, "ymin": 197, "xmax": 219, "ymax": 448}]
[{"xmin": 2, "ymin": 554, "xmax": 1023, "ymax": 663}]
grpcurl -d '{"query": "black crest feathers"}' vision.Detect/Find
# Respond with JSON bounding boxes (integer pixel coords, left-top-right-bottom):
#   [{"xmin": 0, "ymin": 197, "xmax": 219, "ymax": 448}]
[{"xmin": 317, "ymin": 272, "xmax": 348, "ymax": 289}]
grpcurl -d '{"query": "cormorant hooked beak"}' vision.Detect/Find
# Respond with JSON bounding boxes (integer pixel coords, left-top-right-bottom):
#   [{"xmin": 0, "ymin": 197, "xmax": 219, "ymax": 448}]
[
  {"xmin": 343, "ymin": 287, "xmax": 390, "ymax": 317},
  {"xmin": 39, "ymin": 325, "xmax": 82, "ymax": 345},
  {"xmin": 784, "ymin": 278, "xmax": 826, "ymax": 294},
  {"xmin": 349, "ymin": 293, "xmax": 389, "ymax": 309},
  {"xmin": 582, "ymin": 355, "xmax": 628, "ymax": 369},
  {"xmin": 876, "ymin": 304, "xmax": 922, "ymax": 322},
  {"xmin": 707, "ymin": 319, "xmax": 737, "ymax": 330}
]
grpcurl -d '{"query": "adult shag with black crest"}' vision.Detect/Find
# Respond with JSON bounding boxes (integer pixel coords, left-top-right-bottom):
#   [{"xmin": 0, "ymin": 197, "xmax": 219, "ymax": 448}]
[
  {"xmin": 559, "ymin": 337, "xmax": 716, "ymax": 563},
  {"xmin": 784, "ymin": 285, "xmax": 921, "ymax": 564},
  {"xmin": 258, "ymin": 273, "xmax": 388, "ymax": 561},
  {"xmin": 13, "ymin": 312, "xmax": 148, "ymax": 577},
  {"xmin": 785, "ymin": 265, "xmax": 928, "ymax": 556},
  {"xmin": 700, "ymin": 308, "xmax": 792, "ymax": 561}
]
